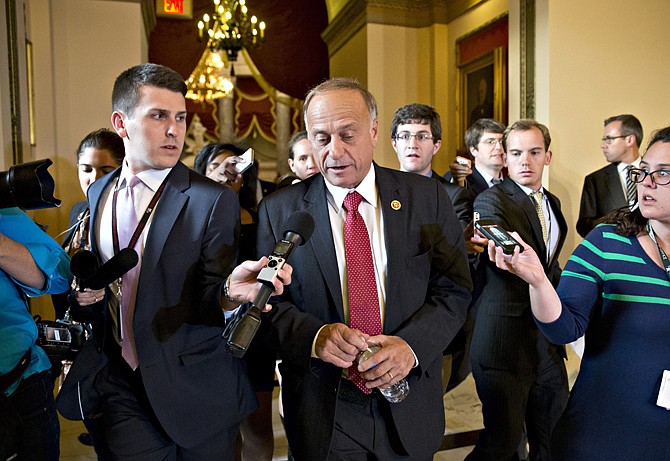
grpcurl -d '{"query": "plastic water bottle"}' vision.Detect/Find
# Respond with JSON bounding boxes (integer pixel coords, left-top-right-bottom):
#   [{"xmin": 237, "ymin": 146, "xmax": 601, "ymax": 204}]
[{"xmin": 357, "ymin": 345, "xmax": 409, "ymax": 403}]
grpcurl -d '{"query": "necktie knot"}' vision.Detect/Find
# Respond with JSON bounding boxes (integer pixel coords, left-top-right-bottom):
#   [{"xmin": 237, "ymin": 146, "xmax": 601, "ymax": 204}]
[
  {"xmin": 343, "ymin": 191, "xmax": 363, "ymax": 214},
  {"xmin": 530, "ymin": 190, "xmax": 543, "ymax": 204},
  {"xmin": 125, "ymin": 175, "xmax": 141, "ymax": 190},
  {"xmin": 491, "ymin": 178, "xmax": 503, "ymax": 185}
]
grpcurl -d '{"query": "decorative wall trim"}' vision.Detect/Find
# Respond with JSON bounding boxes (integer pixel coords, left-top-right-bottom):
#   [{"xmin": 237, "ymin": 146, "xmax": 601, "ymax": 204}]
[
  {"xmin": 520, "ymin": 0, "xmax": 535, "ymax": 119},
  {"xmin": 5, "ymin": 0, "xmax": 22, "ymax": 163},
  {"xmin": 323, "ymin": 0, "xmax": 457, "ymax": 57}
]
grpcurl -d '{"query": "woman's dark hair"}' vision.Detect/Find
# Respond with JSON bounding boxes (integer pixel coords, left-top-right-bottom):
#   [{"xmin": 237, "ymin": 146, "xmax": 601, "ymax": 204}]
[
  {"xmin": 76, "ymin": 128, "xmax": 125, "ymax": 165},
  {"xmin": 193, "ymin": 142, "xmax": 259, "ymax": 214},
  {"xmin": 193, "ymin": 143, "xmax": 245, "ymax": 176},
  {"xmin": 606, "ymin": 125, "xmax": 670, "ymax": 235}
]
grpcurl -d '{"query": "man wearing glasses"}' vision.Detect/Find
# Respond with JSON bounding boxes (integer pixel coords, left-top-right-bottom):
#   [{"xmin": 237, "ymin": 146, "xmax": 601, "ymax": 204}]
[
  {"xmin": 391, "ymin": 103, "xmax": 472, "ymax": 229},
  {"xmin": 577, "ymin": 114, "xmax": 643, "ymax": 237},
  {"xmin": 444, "ymin": 118, "xmax": 506, "ymax": 196}
]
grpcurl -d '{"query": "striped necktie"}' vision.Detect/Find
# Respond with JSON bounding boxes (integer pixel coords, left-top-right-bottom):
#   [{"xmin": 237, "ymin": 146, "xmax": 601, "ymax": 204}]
[
  {"xmin": 625, "ymin": 165, "xmax": 637, "ymax": 205},
  {"xmin": 530, "ymin": 191, "xmax": 549, "ymax": 244}
]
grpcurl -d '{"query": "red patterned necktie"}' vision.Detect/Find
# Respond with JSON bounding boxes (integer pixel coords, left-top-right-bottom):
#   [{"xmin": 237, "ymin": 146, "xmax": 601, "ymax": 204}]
[
  {"xmin": 118, "ymin": 174, "xmax": 141, "ymax": 369},
  {"xmin": 343, "ymin": 191, "xmax": 382, "ymax": 393}
]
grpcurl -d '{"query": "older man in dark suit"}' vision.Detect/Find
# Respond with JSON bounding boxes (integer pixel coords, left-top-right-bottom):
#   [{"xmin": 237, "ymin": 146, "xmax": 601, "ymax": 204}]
[
  {"xmin": 467, "ymin": 120, "xmax": 569, "ymax": 461},
  {"xmin": 257, "ymin": 78, "xmax": 472, "ymax": 460},
  {"xmin": 576, "ymin": 114, "xmax": 642, "ymax": 237},
  {"xmin": 58, "ymin": 64, "xmax": 290, "ymax": 460}
]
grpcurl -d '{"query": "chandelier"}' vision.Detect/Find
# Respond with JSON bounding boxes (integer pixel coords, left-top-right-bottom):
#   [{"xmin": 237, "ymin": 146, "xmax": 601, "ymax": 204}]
[
  {"xmin": 185, "ymin": 47, "xmax": 234, "ymax": 103},
  {"xmin": 197, "ymin": 0, "xmax": 266, "ymax": 62}
]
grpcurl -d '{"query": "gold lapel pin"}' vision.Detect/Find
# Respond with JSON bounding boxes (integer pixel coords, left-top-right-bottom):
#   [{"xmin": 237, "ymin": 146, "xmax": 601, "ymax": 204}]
[{"xmin": 390, "ymin": 200, "xmax": 401, "ymax": 211}]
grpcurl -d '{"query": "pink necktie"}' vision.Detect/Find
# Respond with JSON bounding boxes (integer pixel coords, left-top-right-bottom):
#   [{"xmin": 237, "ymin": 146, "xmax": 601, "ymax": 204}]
[
  {"xmin": 118, "ymin": 174, "xmax": 140, "ymax": 369},
  {"xmin": 343, "ymin": 191, "xmax": 382, "ymax": 393}
]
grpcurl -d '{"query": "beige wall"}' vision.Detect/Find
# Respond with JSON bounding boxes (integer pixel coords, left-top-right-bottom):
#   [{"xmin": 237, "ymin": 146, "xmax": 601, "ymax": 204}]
[
  {"xmin": 329, "ymin": 21, "xmax": 450, "ymax": 170},
  {"xmin": 28, "ymin": 0, "xmax": 147, "ymax": 238},
  {"xmin": 539, "ymin": 0, "xmax": 670, "ymax": 261}
]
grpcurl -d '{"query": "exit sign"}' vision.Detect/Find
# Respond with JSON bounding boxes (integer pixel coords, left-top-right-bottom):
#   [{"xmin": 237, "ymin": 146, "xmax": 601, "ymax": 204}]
[{"xmin": 156, "ymin": 0, "xmax": 193, "ymax": 19}]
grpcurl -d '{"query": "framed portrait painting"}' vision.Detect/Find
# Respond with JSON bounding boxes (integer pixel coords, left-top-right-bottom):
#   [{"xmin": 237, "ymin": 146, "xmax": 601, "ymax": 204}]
[{"xmin": 456, "ymin": 15, "xmax": 508, "ymax": 152}]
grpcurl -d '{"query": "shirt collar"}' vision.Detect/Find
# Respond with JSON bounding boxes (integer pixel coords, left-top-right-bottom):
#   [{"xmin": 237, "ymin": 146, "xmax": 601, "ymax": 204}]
[
  {"xmin": 119, "ymin": 164, "xmax": 172, "ymax": 192},
  {"xmin": 475, "ymin": 164, "xmax": 501, "ymax": 186},
  {"xmin": 617, "ymin": 156, "xmax": 641, "ymax": 173},
  {"xmin": 324, "ymin": 165, "xmax": 378, "ymax": 213},
  {"xmin": 514, "ymin": 181, "xmax": 544, "ymax": 197}
]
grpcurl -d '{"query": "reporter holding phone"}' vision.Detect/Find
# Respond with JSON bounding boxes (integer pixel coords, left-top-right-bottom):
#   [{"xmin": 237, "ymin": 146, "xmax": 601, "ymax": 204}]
[
  {"xmin": 468, "ymin": 120, "xmax": 569, "ymax": 461},
  {"xmin": 488, "ymin": 126, "xmax": 670, "ymax": 461}
]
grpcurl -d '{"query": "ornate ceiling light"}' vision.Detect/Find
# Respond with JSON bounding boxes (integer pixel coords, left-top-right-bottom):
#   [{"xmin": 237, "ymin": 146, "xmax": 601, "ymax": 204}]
[
  {"xmin": 197, "ymin": 0, "xmax": 266, "ymax": 62},
  {"xmin": 185, "ymin": 47, "xmax": 234, "ymax": 103}
]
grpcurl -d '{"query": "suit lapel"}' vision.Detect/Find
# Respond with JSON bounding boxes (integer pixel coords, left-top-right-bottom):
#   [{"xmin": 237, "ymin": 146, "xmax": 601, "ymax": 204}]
[
  {"xmin": 605, "ymin": 163, "xmax": 626, "ymax": 204},
  {"xmin": 375, "ymin": 166, "xmax": 405, "ymax": 333},
  {"xmin": 303, "ymin": 176, "xmax": 345, "ymax": 320},
  {"xmin": 87, "ymin": 168, "xmax": 120, "ymax": 256},
  {"xmin": 140, "ymin": 163, "xmax": 188, "ymax": 273},
  {"xmin": 502, "ymin": 179, "xmax": 547, "ymax": 259},
  {"xmin": 545, "ymin": 190, "xmax": 567, "ymax": 265}
]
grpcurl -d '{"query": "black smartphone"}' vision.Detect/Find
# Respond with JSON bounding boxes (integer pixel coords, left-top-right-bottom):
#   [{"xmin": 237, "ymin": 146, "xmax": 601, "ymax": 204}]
[{"xmin": 474, "ymin": 219, "xmax": 523, "ymax": 255}]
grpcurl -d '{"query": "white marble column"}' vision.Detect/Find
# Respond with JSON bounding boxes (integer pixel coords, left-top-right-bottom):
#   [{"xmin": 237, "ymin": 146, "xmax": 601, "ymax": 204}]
[
  {"xmin": 218, "ymin": 88, "xmax": 235, "ymax": 143},
  {"xmin": 275, "ymin": 91, "xmax": 292, "ymax": 178}
]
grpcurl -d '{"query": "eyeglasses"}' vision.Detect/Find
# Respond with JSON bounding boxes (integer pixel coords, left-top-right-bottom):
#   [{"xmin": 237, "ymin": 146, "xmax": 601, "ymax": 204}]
[
  {"xmin": 628, "ymin": 167, "xmax": 670, "ymax": 186},
  {"xmin": 480, "ymin": 138, "xmax": 503, "ymax": 146},
  {"xmin": 395, "ymin": 133, "xmax": 434, "ymax": 142},
  {"xmin": 601, "ymin": 135, "xmax": 627, "ymax": 144}
]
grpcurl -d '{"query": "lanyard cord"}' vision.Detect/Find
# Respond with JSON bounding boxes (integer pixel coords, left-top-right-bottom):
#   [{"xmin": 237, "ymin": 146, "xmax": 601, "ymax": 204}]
[
  {"xmin": 111, "ymin": 177, "xmax": 168, "ymax": 255},
  {"xmin": 646, "ymin": 221, "xmax": 670, "ymax": 281}
]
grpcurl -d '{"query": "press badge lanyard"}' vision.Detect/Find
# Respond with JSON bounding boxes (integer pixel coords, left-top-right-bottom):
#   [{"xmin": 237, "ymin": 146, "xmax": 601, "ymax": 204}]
[{"xmin": 646, "ymin": 221, "xmax": 670, "ymax": 281}]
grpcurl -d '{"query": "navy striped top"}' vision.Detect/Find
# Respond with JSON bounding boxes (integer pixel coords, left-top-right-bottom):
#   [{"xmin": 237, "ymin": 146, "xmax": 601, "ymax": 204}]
[{"xmin": 536, "ymin": 224, "xmax": 670, "ymax": 460}]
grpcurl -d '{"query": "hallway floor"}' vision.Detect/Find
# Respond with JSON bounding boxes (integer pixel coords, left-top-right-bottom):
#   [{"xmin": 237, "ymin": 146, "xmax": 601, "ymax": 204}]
[{"xmin": 59, "ymin": 349, "xmax": 580, "ymax": 460}]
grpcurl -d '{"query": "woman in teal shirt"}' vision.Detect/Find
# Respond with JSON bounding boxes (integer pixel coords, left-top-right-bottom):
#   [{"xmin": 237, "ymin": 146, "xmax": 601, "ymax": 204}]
[{"xmin": 0, "ymin": 206, "xmax": 71, "ymax": 461}]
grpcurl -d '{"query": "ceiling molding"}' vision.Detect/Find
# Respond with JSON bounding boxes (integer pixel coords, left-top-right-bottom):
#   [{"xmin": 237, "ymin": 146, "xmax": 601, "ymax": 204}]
[{"xmin": 323, "ymin": 0, "xmax": 488, "ymax": 57}]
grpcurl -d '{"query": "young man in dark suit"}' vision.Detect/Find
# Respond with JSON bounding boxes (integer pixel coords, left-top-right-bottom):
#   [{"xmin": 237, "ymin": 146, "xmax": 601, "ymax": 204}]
[
  {"xmin": 257, "ymin": 78, "xmax": 472, "ymax": 460},
  {"xmin": 467, "ymin": 120, "xmax": 569, "ymax": 461},
  {"xmin": 444, "ymin": 118, "xmax": 506, "ymax": 196},
  {"xmin": 390, "ymin": 103, "xmax": 472, "ymax": 230},
  {"xmin": 59, "ymin": 63, "xmax": 290, "ymax": 460},
  {"xmin": 576, "ymin": 114, "xmax": 642, "ymax": 237}
]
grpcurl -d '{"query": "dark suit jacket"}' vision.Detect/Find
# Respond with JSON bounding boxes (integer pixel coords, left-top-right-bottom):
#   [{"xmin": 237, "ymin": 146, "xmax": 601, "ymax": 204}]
[
  {"xmin": 577, "ymin": 162, "xmax": 627, "ymax": 238},
  {"xmin": 57, "ymin": 162, "xmax": 256, "ymax": 447},
  {"xmin": 443, "ymin": 167, "xmax": 491, "ymax": 198},
  {"xmin": 256, "ymin": 164, "xmax": 472, "ymax": 460},
  {"xmin": 471, "ymin": 178, "xmax": 567, "ymax": 372},
  {"xmin": 430, "ymin": 170, "xmax": 473, "ymax": 229}
]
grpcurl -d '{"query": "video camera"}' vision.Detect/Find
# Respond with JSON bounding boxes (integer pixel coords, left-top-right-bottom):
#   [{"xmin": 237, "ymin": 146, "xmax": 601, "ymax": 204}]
[
  {"xmin": 34, "ymin": 316, "xmax": 87, "ymax": 362},
  {"xmin": 0, "ymin": 159, "xmax": 61, "ymax": 210}
]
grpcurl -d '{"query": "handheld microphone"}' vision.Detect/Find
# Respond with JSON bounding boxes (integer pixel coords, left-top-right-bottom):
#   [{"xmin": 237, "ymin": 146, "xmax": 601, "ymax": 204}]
[
  {"xmin": 225, "ymin": 211, "xmax": 315, "ymax": 357},
  {"xmin": 86, "ymin": 248, "xmax": 139, "ymax": 290},
  {"xmin": 70, "ymin": 248, "xmax": 139, "ymax": 291},
  {"xmin": 70, "ymin": 250, "xmax": 100, "ymax": 291}
]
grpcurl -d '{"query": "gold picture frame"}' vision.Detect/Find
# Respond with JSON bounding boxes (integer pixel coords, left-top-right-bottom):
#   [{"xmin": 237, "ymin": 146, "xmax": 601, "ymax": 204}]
[{"xmin": 457, "ymin": 46, "xmax": 507, "ymax": 151}]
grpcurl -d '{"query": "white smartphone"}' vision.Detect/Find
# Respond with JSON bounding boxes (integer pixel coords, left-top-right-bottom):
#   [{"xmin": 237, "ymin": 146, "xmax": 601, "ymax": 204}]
[
  {"xmin": 233, "ymin": 148, "xmax": 254, "ymax": 174},
  {"xmin": 455, "ymin": 156, "xmax": 472, "ymax": 168}
]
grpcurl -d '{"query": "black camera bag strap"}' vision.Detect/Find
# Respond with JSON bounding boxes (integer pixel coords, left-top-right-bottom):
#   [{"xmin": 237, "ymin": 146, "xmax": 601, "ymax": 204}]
[{"xmin": 0, "ymin": 349, "xmax": 32, "ymax": 393}]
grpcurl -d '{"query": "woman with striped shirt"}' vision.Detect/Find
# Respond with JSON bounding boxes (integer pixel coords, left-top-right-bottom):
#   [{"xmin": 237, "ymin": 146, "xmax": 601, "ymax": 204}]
[{"xmin": 486, "ymin": 126, "xmax": 670, "ymax": 460}]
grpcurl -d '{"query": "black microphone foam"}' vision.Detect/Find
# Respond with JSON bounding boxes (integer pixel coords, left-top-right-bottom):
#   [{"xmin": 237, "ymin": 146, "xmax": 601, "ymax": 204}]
[
  {"xmin": 283, "ymin": 211, "xmax": 315, "ymax": 245},
  {"xmin": 70, "ymin": 250, "xmax": 99, "ymax": 280},
  {"xmin": 86, "ymin": 248, "xmax": 139, "ymax": 290}
]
